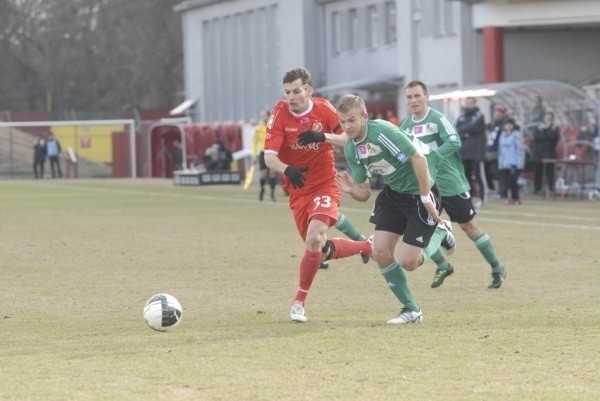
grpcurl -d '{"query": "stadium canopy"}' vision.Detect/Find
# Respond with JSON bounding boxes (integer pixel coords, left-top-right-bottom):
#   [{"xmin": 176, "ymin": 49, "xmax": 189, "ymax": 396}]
[{"xmin": 429, "ymin": 80, "xmax": 596, "ymax": 130}]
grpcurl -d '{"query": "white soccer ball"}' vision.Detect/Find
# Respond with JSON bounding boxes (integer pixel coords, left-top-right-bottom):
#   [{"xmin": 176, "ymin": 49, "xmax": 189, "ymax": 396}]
[{"xmin": 143, "ymin": 293, "xmax": 183, "ymax": 331}]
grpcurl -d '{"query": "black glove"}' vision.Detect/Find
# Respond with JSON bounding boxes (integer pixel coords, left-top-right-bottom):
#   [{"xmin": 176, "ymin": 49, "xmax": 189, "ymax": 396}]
[
  {"xmin": 284, "ymin": 166, "xmax": 308, "ymax": 189},
  {"xmin": 298, "ymin": 130, "xmax": 325, "ymax": 146}
]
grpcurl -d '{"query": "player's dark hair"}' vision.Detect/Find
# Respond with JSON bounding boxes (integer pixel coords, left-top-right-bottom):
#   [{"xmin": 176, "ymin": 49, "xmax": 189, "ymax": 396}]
[
  {"xmin": 405, "ymin": 80, "xmax": 429, "ymax": 95},
  {"xmin": 283, "ymin": 68, "xmax": 312, "ymax": 87}
]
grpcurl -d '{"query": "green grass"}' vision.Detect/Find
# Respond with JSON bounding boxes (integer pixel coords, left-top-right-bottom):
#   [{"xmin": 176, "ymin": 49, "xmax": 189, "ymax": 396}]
[{"xmin": 1, "ymin": 179, "xmax": 599, "ymax": 400}]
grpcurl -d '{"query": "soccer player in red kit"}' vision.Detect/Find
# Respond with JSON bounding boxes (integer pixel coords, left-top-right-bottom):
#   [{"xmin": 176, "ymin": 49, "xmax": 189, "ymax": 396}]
[{"xmin": 264, "ymin": 67, "xmax": 373, "ymax": 322}]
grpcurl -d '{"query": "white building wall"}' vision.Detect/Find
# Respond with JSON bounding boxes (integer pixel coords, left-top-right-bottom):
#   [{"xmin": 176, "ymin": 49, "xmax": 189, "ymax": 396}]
[
  {"xmin": 177, "ymin": 0, "xmax": 600, "ymax": 123},
  {"xmin": 323, "ymin": 1, "xmax": 400, "ymax": 85},
  {"xmin": 179, "ymin": 0, "xmax": 313, "ymax": 122}
]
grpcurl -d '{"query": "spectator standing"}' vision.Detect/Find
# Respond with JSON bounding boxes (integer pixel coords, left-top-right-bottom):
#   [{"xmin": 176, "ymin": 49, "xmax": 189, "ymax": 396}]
[
  {"xmin": 498, "ymin": 118, "xmax": 526, "ymax": 204},
  {"xmin": 456, "ymin": 97, "xmax": 487, "ymax": 208},
  {"xmin": 172, "ymin": 140, "xmax": 184, "ymax": 171},
  {"xmin": 46, "ymin": 133, "xmax": 62, "ymax": 178},
  {"xmin": 532, "ymin": 112, "xmax": 560, "ymax": 195},
  {"xmin": 485, "ymin": 104, "xmax": 508, "ymax": 198},
  {"xmin": 529, "ymin": 95, "xmax": 546, "ymax": 126},
  {"xmin": 33, "ymin": 135, "xmax": 46, "ymax": 179}
]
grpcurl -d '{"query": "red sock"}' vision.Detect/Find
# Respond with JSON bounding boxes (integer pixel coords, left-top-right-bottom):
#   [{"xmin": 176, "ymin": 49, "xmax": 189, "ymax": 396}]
[
  {"xmin": 294, "ymin": 250, "xmax": 322, "ymax": 305},
  {"xmin": 330, "ymin": 238, "xmax": 371, "ymax": 260}
]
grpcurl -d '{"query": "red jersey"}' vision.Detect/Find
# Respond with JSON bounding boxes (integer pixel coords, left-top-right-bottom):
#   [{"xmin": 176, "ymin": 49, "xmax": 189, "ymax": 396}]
[{"xmin": 265, "ymin": 97, "xmax": 343, "ymax": 194}]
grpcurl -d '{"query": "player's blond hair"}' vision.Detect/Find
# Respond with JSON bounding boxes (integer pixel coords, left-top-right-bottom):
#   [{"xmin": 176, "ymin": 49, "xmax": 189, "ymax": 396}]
[{"xmin": 336, "ymin": 94, "xmax": 367, "ymax": 114}]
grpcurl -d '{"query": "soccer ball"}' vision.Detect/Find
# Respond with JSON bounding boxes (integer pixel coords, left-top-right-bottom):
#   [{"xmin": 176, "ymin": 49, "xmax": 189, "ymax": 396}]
[{"xmin": 143, "ymin": 293, "xmax": 183, "ymax": 331}]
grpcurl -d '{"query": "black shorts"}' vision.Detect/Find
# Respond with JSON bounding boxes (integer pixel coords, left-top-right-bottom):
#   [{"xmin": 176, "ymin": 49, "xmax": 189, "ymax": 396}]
[
  {"xmin": 258, "ymin": 152, "xmax": 268, "ymax": 171},
  {"xmin": 441, "ymin": 192, "xmax": 476, "ymax": 224},
  {"xmin": 369, "ymin": 186, "xmax": 440, "ymax": 248}
]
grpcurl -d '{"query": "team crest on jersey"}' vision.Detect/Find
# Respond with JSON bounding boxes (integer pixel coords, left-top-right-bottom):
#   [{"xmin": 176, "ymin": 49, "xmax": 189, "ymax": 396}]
[
  {"xmin": 413, "ymin": 123, "xmax": 438, "ymax": 137},
  {"xmin": 312, "ymin": 122, "xmax": 323, "ymax": 132},
  {"xmin": 426, "ymin": 123, "xmax": 438, "ymax": 133},
  {"xmin": 365, "ymin": 143, "xmax": 382, "ymax": 156}
]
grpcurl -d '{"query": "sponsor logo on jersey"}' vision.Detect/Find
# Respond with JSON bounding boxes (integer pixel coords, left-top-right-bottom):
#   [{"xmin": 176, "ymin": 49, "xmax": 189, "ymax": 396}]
[
  {"xmin": 449, "ymin": 134, "xmax": 459, "ymax": 142},
  {"xmin": 413, "ymin": 123, "xmax": 438, "ymax": 137},
  {"xmin": 415, "ymin": 236, "xmax": 423, "ymax": 243},
  {"xmin": 357, "ymin": 144, "xmax": 369, "ymax": 159},
  {"xmin": 387, "ymin": 282, "xmax": 396, "ymax": 288},
  {"xmin": 367, "ymin": 160, "xmax": 396, "ymax": 176},
  {"xmin": 291, "ymin": 142, "xmax": 320, "ymax": 151},
  {"xmin": 285, "ymin": 127, "xmax": 298, "ymax": 132}
]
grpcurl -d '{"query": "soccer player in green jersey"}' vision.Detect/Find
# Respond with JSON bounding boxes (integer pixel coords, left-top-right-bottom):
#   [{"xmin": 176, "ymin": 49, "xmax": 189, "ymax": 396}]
[
  {"xmin": 400, "ymin": 80, "xmax": 506, "ymax": 289},
  {"xmin": 333, "ymin": 93, "xmax": 456, "ymax": 325}
]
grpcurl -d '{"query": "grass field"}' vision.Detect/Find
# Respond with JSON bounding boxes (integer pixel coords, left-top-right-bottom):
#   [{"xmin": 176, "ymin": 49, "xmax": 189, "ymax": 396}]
[{"xmin": 1, "ymin": 179, "xmax": 599, "ymax": 401}]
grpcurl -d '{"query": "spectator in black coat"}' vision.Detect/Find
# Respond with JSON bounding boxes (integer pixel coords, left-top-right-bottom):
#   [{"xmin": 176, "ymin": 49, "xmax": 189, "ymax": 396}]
[
  {"xmin": 33, "ymin": 135, "xmax": 46, "ymax": 179},
  {"xmin": 532, "ymin": 112, "xmax": 560, "ymax": 194},
  {"xmin": 456, "ymin": 97, "xmax": 487, "ymax": 207}
]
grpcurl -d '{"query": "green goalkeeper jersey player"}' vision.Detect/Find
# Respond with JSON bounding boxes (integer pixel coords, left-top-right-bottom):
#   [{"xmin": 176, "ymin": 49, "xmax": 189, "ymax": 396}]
[{"xmin": 400, "ymin": 80, "xmax": 506, "ymax": 289}]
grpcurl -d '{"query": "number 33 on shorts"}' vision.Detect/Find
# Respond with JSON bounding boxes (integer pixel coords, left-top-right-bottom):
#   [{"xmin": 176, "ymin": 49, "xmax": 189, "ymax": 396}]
[{"xmin": 313, "ymin": 195, "xmax": 332, "ymax": 210}]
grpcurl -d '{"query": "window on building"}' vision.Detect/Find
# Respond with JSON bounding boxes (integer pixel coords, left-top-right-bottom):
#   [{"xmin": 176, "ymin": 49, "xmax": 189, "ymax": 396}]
[
  {"xmin": 432, "ymin": 0, "xmax": 456, "ymax": 37},
  {"xmin": 332, "ymin": 11, "xmax": 341, "ymax": 55},
  {"xmin": 384, "ymin": 1, "xmax": 396, "ymax": 45},
  {"xmin": 367, "ymin": 5, "xmax": 379, "ymax": 49},
  {"xmin": 443, "ymin": 0, "xmax": 456, "ymax": 36},
  {"xmin": 348, "ymin": 8, "xmax": 358, "ymax": 51}
]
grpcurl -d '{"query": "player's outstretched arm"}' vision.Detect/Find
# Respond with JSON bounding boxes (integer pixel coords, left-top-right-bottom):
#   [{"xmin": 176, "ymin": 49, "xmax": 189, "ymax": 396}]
[
  {"xmin": 298, "ymin": 130, "xmax": 349, "ymax": 148},
  {"xmin": 336, "ymin": 171, "xmax": 370, "ymax": 202}
]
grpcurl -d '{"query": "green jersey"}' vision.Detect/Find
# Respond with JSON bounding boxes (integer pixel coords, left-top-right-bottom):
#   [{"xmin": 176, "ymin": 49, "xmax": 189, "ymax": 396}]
[
  {"xmin": 400, "ymin": 107, "xmax": 470, "ymax": 196},
  {"xmin": 344, "ymin": 119, "xmax": 439, "ymax": 195}
]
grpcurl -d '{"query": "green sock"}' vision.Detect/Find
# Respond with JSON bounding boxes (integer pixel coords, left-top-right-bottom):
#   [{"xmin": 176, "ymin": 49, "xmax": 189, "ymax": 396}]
[
  {"xmin": 421, "ymin": 226, "xmax": 447, "ymax": 265},
  {"xmin": 430, "ymin": 249, "xmax": 449, "ymax": 271},
  {"xmin": 380, "ymin": 260, "xmax": 419, "ymax": 311},
  {"xmin": 335, "ymin": 213, "xmax": 365, "ymax": 241},
  {"xmin": 474, "ymin": 233, "xmax": 502, "ymax": 272}
]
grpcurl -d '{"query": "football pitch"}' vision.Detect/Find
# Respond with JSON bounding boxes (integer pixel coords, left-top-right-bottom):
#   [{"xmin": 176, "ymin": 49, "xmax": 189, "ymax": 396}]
[{"xmin": 1, "ymin": 179, "xmax": 598, "ymax": 401}]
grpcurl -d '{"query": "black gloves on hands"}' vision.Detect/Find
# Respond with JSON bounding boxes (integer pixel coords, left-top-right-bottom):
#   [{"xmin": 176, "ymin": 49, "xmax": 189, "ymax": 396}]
[
  {"xmin": 284, "ymin": 166, "xmax": 308, "ymax": 189},
  {"xmin": 298, "ymin": 130, "xmax": 326, "ymax": 146}
]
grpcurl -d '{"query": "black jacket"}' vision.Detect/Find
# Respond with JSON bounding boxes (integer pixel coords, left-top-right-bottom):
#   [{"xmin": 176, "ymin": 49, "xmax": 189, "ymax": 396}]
[
  {"xmin": 456, "ymin": 107, "xmax": 486, "ymax": 161},
  {"xmin": 531, "ymin": 123, "xmax": 559, "ymax": 162}
]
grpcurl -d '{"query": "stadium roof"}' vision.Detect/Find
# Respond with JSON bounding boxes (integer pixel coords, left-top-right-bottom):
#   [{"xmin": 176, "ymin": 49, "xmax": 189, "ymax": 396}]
[{"xmin": 429, "ymin": 80, "xmax": 595, "ymax": 128}]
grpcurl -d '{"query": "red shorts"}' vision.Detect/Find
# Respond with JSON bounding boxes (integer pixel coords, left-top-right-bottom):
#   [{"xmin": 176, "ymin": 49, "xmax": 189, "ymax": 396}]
[{"xmin": 289, "ymin": 182, "xmax": 340, "ymax": 241}]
